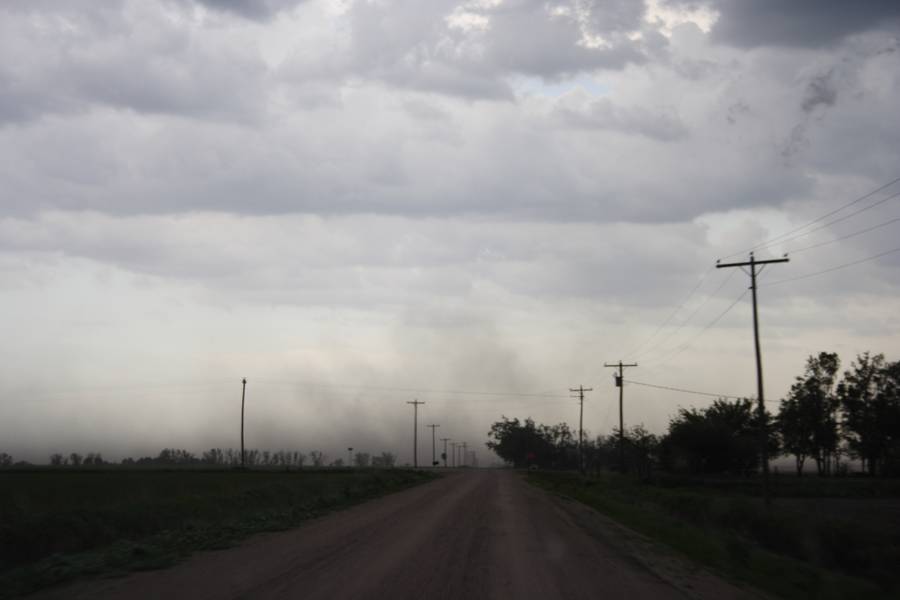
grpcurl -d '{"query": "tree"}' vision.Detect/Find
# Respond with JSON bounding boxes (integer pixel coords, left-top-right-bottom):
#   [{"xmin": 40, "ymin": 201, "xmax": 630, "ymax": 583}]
[
  {"xmin": 69, "ymin": 452, "xmax": 83, "ymax": 467},
  {"xmin": 84, "ymin": 452, "xmax": 105, "ymax": 466},
  {"xmin": 881, "ymin": 360, "xmax": 900, "ymax": 475},
  {"xmin": 486, "ymin": 417, "xmax": 559, "ymax": 468},
  {"xmin": 49, "ymin": 453, "xmax": 67, "ymax": 466},
  {"xmin": 778, "ymin": 397, "xmax": 810, "ymax": 475},
  {"xmin": 202, "ymin": 448, "xmax": 224, "ymax": 465},
  {"xmin": 622, "ymin": 425, "xmax": 659, "ymax": 480},
  {"xmin": 778, "ymin": 352, "xmax": 841, "ymax": 476},
  {"xmin": 838, "ymin": 353, "xmax": 900, "ymax": 475},
  {"xmin": 659, "ymin": 399, "xmax": 765, "ymax": 475},
  {"xmin": 354, "ymin": 452, "xmax": 370, "ymax": 468},
  {"xmin": 372, "ymin": 452, "xmax": 396, "ymax": 467},
  {"xmin": 310, "ymin": 451, "xmax": 326, "ymax": 467},
  {"xmin": 0, "ymin": 453, "xmax": 12, "ymax": 467}
]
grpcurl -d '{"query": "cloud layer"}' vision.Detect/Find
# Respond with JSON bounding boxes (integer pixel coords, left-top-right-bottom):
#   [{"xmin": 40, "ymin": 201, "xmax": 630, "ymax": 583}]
[{"xmin": 2, "ymin": 0, "xmax": 899, "ymax": 462}]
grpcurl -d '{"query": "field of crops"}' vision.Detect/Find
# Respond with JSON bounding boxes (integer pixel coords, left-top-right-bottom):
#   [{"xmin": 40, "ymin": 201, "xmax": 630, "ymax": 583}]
[
  {"xmin": 0, "ymin": 468, "xmax": 434, "ymax": 597},
  {"xmin": 529, "ymin": 471, "xmax": 900, "ymax": 600}
]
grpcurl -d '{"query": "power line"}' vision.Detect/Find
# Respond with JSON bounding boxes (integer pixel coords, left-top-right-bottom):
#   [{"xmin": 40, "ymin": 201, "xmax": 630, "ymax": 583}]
[
  {"xmin": 426, "ymin": 424, "xmax": 440, "ymax": 468},
  {"xmin": 635, "ymin": 269, "xmax": 737, "ymax": 362},
  {"xmin": 621, "ymin": 265, "xmax": 716, "ymax": 360},
  {"xmin": 643, "ymin": 288, "xmax": 750, "ymax": 369},
  {"xmin": 406, "ymin": 400, "xmax": 425, "ymax": 468},
  {"xmin": 569, "ymin": 385, "xmax": 592, "ymax": 473},
  {"xmin": 763, "ymin": 246, "xmax": 900, "ymax": 287},
  {"xmin": 603, "ymin": 361, "xmax": 637, "ymax": 473},
  {"xmin": 751, "ymin": 189, "xmax": 900, "ymax": 255},
  {"xmin": 252, "ymin": 379, "xmax": 568, "ymax": 399},
  {"xmin": 786, "ymin": 216, "xmax": 900, "ymax": 255},
  {"xmin": 240, "ymin": 378, "xmax": 247, "ymax": 469},
  {"xmin": 716, "ymin": 253, "xmax": 789, "ymax": 509},
  {"xmin": 440, "ymin": 437, "xmax": 450, "ymax": 468},
  {"xmin": 722, "ymin": 176, "xmax": 900, "ymax": 260},
  {"xmin": 624, "ymin": 379, "xmax": 749, "ymax": 401}
]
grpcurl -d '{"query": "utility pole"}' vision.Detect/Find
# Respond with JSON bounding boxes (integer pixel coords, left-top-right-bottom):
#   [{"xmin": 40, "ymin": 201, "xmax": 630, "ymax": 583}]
[
  {"xmin": 407, "ymin": 400, "xmax": 425, "ymax": 468},
  {"xmin": 427, "ymin": 424, "xmax": 439, "ymax": 467},
  {"xmin": 717, "ymin": 252, "xmax": 789, "ymax": 508},
  {"xmin": 450, "ymin": 442, "xmax": 458, "ymax": 467},
  {"xmin": 240, "ymin": 378, "xmax": 247, "ymax": 469},
  {"xmin": 347, "ymin": 447, "xmax": 353, "ymax": 467},
  {"xmin": 604, "ymin": 361, "xmax": 637, "ymax": 473},
  {"xmin": 569, "ymin": 385, "xmax": 593, "ymax": 473},
  {"xmin": 461, "ymin": 442, "xmax": 468, "ymax": 467},
  {"xmin": 440, "ymin": 437, "xmax": 451, "ymax": 467}
]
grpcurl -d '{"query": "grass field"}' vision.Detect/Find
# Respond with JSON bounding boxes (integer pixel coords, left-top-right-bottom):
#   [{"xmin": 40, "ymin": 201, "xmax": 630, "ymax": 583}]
[
  {"xmin": 528, "ymin": 471, "xmax": 900, "ymax": 600},
  {"xmin": 0, "ymin": 468, "xmax": 435, "ymax": 598}
]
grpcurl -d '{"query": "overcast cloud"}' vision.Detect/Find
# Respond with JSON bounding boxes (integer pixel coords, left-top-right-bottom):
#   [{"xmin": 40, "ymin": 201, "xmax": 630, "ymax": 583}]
[{"xmin": 1, "ymin": 0, "xmax": 899, "ymax": 465}]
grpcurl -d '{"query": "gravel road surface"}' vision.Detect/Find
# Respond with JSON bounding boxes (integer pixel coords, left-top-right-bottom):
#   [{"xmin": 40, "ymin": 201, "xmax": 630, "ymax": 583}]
[{"xmin": 32, "ymin": 470, "xmax": 758, "ymax": 600}]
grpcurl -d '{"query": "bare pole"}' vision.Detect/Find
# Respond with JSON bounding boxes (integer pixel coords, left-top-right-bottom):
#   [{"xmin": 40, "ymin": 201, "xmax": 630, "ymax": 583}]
[
  {"xmin": 407, "ymin": 400, "xmax": 425, "ymax": 468},
  {"xmin": 427, "ymin": 424, "xmax": 439, "ymax": 467},
  {"xmin": 461, "ymin": 442, "xmax": 468, "ymax": 467},
  {"xmin": 450, "ymin": 442, "xmax": 458, "ymax": 467},
  {"xmin": 717, "ymin": 252, "xmax": 788, "ymax": 508},
  {"xmin": 569, "ymin": 385, "xmax": 593, "ymax": 473},
  {"xmin": 240, "ymin": 378, "xmax": 247, "ymax": 469},
  {"xmin": 440, "ymin": 437, "xmax": 451, "ymax": 467},
  {"xmin": 604, "ymin": 361, "xmax": 637, "ymax": 473}
]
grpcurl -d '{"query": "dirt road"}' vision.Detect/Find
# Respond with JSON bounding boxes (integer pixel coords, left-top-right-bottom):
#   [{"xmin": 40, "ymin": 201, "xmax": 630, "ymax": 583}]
[{"xmin": 33, "ymin": 470, "xmax": 756, "ymax": 599}]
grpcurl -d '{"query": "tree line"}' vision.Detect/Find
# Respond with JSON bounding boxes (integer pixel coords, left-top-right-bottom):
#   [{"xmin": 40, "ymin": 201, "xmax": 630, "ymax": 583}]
[
  {"xmin": 0, "ymin": 448, "xmax": 398, "ymax": 469},
  {"xmin": 487, "ymin": 351, "xmax": 900, "ymax": 477}
]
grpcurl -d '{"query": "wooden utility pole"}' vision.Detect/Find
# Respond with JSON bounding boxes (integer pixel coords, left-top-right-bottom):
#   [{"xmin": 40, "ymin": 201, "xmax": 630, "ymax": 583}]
[
  {"xmin": 427, "ymin": 424, "xmax": 440, "ymax": 467},
  {"xmin": 440, "ymin": 437, "xmax": 451, "ymax": 467},
  {"xmin": 347, "ymin": 447, "xmax": 353, "ymax": 467},
  {"xmin": 569, "ymin": 385, "xmax": 593, "ymax": 473},
  {"xmin": 717, "ymin": 252, "xmax": 788, "ymax": 507},
  {"xmin": 450, "ymin": 442, "xmax": 458, "ymax": 467},
  {"xmin": 461, "ymin": 442, "xmax": 468, "ymax": 467},
  {"xmin": 604, "ymin": 361, "xmax": 637, "ymax": 473},
  {"xmin": 240, "ymin": 378, "xmax": 247, "ymax": 469},
  {"xmin": 407, "ymin": 400, "xmax": 425, "ymax": 468}
]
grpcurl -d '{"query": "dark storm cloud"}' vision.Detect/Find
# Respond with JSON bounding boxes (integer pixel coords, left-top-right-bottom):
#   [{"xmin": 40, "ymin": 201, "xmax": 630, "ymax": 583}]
[
  {"xmin": 285, "ymin": 0, "xmax": 654, "ymax": 100},
  {"xmin": 191, "ymin": 0, "xmax": 308, "ymax": 20},
  {"xmin": 0, "ymin": 1, "xmax": 269, "ymax": 126},
  {"xmin": 668, "ymin": 0, "xmax": 900, "ymax": 48},
  {"xmin": 801, "ymin": 70, "xmax": 838, "ymax": 113},
  {"xmin": 553, "ymin": 94, "xmax": 688, "ymax": 141}
]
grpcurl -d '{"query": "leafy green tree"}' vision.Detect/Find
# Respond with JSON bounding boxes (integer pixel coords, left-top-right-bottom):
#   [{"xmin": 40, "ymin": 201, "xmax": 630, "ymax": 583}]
[
  {"xmin": 778, "ymin": 352, "xmax": 841, "ymax": 475},
  {"xmin": 659, "ymin": 399, "xmax": 765, "ymax": 475},
  {"xmin": 622, "ymin": 425, "xmax": 659, "ymax": 479},
  {"xmin": 880, "ymin": 360, "xmax": 900, "ymax": 475},
  {"xmin": 486, "ymin": 417, "xmax": 557, "ymax": 468},
  {"xmin": 838, "ymin": 353, "xmax": 900, "ymax": 475},
  {"xmin": 354, "ymin": 452, "xmax": 371, "ymax": 468},
  {"xmin": 371, "ymin": 452, "xmax": 395, "ymax": 467},
  {"xmin": 309, "ymin": 450, "xmax": 326, "ymax": 467}
]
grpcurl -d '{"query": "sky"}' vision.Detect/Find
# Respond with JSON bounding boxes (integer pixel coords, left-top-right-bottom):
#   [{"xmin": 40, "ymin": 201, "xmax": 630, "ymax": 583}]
[{"xmin": 1, "ymin": 0, "xmax": 899, "ymax": 465}]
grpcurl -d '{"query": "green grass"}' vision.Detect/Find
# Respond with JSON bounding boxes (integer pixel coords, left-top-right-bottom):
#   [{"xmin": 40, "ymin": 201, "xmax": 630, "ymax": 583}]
[
  {"xmin": 0, "ymin": 468, "xmax": 435, "ymax": 598},
  {"xmin": 528, "ymin": 471, "xmax": 899, "ymax": 600}
]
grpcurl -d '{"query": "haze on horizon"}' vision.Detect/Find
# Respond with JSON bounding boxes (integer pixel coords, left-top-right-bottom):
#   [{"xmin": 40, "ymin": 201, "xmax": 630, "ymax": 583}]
[{"xmin": 1, "ymin": 0, "xmax": 899, "ymax": 465}]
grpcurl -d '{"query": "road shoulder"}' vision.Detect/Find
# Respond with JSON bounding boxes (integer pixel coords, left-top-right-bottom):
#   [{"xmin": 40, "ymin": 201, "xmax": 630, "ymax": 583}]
[{"xmin": 537, "ymin": 478, "xmax": 771, "ymax": 600}]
